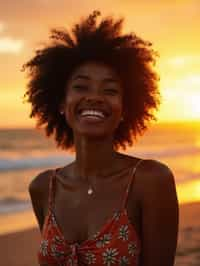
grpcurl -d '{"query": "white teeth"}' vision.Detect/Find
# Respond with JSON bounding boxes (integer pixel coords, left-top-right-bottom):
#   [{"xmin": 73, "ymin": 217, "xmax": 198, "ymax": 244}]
[{"xmin": 80, "ymin": 110, "xmax": 105, "ymax": 118}]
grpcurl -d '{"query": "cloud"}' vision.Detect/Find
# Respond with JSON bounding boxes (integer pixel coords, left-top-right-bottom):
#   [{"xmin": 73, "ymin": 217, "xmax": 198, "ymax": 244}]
[
  {"xmin": 0, "ymin": 36, "xmax": 24, "ymax": 53},
  {"xmin": 0, "ymin": 21, "xmax": 24, "ymax": 54}
]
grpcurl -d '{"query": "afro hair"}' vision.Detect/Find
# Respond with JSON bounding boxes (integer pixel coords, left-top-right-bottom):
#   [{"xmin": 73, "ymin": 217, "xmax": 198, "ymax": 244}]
[{"xmin": 22, "ymin": 10, "xmax": 160, "ymax": 152}]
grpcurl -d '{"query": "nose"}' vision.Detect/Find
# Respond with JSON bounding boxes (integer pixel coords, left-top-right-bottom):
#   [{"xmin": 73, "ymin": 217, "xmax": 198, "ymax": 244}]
[
  {"xmin": 84, "ymin": 95, "xmax": 103, "ymax": 103},
  {"xmin": 84, "ymin": 90, "xmax": 105, "ymax": 103}
]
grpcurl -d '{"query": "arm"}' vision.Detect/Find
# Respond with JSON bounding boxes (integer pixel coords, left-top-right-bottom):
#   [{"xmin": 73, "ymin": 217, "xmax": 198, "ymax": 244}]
[
  {"xmin": 139, "ymin": 160, "xmax": 179, "ymax": 266},
  {"xmin": 28, "ymin": 170, "xmax": 52, "ymax": 233}
]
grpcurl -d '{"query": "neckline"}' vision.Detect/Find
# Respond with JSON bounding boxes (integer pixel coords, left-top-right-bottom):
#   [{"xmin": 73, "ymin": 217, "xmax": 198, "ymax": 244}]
[
  {"xmin": 44, "ymin": 160, "xmax": 142, "ymax": 248},
  {"xmin": 54, "ymin": 163, "xmax": 135, "ymax": 184},
  {"xmin": 46, "ymin": 207, "xmax": 141, "ymax": 249},
  {"xmin": 49, "ymin": 207, "xmax": 123, "ymax": 247}
]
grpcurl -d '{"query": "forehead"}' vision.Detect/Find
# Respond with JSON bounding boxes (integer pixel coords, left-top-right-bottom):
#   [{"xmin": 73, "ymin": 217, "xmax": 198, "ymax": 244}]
[{"xmin": 69, "ymin": 61, "xmax": 120, "ymax": 82}]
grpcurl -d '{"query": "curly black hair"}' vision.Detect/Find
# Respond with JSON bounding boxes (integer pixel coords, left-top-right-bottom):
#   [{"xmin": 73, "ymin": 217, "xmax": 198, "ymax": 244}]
[{"xmin": 22, "ymin": 10, "xmax": 160, "ymax": 152}]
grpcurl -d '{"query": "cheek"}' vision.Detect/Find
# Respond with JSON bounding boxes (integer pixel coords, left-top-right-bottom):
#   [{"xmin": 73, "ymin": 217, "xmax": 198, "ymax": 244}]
[
  {"xmin": 63, "ymin": 93, "xmax": 78, "ymax": 124},
  {"xmin": 63, "ymin": 90, "xmax": 123, "ymax": 131},
  {"xmin": 110, "ymin": 97, "xmax": 123, "ymax": 117}
]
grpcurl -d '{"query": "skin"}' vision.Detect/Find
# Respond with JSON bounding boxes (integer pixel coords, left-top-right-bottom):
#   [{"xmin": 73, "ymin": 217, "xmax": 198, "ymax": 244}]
[
  {"xmin": 60, "ymin": 61, "xmax": 124, "ymax": 181},
  {"xmin": 29, "ymin": 61, "xmax": 179, "ymax": 266}
]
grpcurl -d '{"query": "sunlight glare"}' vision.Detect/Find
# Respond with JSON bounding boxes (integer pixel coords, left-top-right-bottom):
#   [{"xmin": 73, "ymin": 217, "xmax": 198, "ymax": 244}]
[
  {"xmin": 0, "ymin": 37, "xmax": 24, "ymax": 53},
  {"xmin": 177, "ymin": 180, "xmax": 200, "ymax": 204}
]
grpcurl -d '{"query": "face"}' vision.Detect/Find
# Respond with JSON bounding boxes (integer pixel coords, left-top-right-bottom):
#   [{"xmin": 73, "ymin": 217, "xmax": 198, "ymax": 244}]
[{"xmin": 61, "ymin": 61, "xmax": 123, "ymax": 140}]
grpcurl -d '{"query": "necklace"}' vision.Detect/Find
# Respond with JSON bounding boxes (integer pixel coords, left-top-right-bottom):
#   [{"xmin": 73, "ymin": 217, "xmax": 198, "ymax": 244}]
[
  {"xmin": 56, "ymin": 164, "xmax": 133, "ymax": 195},
  {"xmin": 87, "ymin": 185, "xmax": 93, "ymax": 195},
  {"xmin": 55, "ymin": 169, "xmax": 95, "ymax": 195},
  {"xmin": 86, "ymin": 165, "xmax": 134, "ymax": 196}
]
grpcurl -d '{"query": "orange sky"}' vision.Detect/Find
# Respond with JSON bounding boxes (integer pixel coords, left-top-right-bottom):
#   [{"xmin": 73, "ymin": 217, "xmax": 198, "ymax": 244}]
[{"xmin": 0, "ymin": 0, "xmax": 200, "ymax": 128}]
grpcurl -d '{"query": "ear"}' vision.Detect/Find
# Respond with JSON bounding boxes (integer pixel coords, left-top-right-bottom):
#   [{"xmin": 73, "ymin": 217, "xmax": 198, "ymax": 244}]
[{"xmin": 59, "ymin": 103, "xmax": 65, "ymax": 114}]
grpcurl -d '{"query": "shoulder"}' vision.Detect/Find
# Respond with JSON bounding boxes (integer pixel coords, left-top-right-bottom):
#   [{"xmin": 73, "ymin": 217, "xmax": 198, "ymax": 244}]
[
  {"xmin": 133, "ymin": 159, "xmax": 179, "ymax": 265},
  {"xmin": 138, "ymin": 158, "xmax": 173, "ymax": 177},
  {"xmin": 29, "ymin": 168, "xmax": 53, "ymax": 193},
  {"xmin": 134, "ymin": 159, "xmax": 176, "ymax": 198},
  {"xmin": 28, "ymin": 169, "xmax": 55, "ymax": 232},
  {"xmin": 139, "ymin": 159, "xmax": 178, "ymax": 213},
  {"xmin": 28, "ymin": 168, "xmax": 54, "ymax": 208},
  {"xmin": 123, "ymin": 154, "xmax": 173, "ymax": 178},
  {"xmin": 130, "ymin": 159, "xmax": 175, "ymax": 204}
]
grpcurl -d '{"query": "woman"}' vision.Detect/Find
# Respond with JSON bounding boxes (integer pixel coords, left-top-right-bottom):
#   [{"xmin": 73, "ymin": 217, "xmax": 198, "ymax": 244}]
[{"xmin": 23, "ymin": 10, "xmax": 179, "ymax": 266}]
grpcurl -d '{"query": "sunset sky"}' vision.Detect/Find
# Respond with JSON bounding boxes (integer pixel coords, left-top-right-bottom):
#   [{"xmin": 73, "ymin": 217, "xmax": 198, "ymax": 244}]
[{"xmin": 0, "ymin": 0, "xmax": 200, "ymax": 128}]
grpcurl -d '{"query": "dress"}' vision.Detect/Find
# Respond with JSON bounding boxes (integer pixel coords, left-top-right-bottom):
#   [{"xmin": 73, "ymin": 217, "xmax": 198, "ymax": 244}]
[{"xmin": 37, "ymin": 159, "xmax": 144, "ymax": 266}]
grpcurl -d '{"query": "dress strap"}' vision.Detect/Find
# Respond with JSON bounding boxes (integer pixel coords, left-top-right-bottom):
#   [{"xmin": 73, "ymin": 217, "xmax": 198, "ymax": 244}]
[
  {"xmin": 48, "ymin": 169, "xmax": 57, "ymax": 211},
  {"xmin": 121, "ymin": 159, "xmax": 144, "ymax": 209}
]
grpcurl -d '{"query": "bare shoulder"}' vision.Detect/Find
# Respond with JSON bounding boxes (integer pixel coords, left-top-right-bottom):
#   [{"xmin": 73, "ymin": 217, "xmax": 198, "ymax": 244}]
[
  {"xmin": 139, "ymin": 158, "xmax": 173, "ymax": 177},
  {"xmin": 28, "ymin": 168, "xmax": 53, "ymax": 195},
  {"xmin": 134, "ymin": 159, "xmax": 179, "ymax": 265},
  {"xmin": 28, "ymin": 169, "xmax": 55, "ymax": 232},
  {"xmin": 134, "ymin": 159, "xmax": 176, "ymax": 200}
]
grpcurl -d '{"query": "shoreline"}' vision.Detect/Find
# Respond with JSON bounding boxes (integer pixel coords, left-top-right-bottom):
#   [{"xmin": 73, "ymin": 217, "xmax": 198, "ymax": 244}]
[{"xmin": 0, "ymin": 208, "xmax": 37, "ymax": 235}]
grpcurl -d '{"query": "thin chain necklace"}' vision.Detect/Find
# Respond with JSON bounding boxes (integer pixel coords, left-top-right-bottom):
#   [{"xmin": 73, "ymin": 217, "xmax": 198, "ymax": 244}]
[
  {"xmin": 85, "ymin": 165, "xmax": 133, "ymax": 196},
  {"xmin": 55, "ymin": 164, "xmax": 133, "ymax": 195}
]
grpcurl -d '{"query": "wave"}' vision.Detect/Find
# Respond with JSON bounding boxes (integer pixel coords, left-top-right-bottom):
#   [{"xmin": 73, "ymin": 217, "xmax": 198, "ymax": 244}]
[
  {"xmin": 0, "ymin": 145, "xmax": 200, "ymax": 172},
  {"xmin": 132, "ymin": 146, "xmax": 200, "ymax": 158},
  {"xmin": 0, "ymin": 196, "xmax": 32, "ymax": 214},
  {"xmin": 0, "ymin": 154, "xmax": 73, "ymax": 171}
]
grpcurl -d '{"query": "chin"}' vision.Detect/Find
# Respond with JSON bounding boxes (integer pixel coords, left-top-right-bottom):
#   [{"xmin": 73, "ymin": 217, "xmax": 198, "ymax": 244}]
[
  {"xmin": 70, "ymin": 117, "xmax": 118, "ymax": 139},
  {"xmin": 78, "ymin": 130, "xmax": 111, "ymax": 139},
  {"xmin": 74, "ymin": 126, "xmax": 115, "ymax": 139}
]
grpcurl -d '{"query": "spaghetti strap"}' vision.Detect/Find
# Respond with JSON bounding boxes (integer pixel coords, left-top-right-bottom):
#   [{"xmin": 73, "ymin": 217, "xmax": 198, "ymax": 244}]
[
  {"xmin": 48, "ymin": 169, "xmax": 56, "ymax": 211},
  {"xmin": 122, "ymin": 159, "xmax": 144, "ymax": 209}
]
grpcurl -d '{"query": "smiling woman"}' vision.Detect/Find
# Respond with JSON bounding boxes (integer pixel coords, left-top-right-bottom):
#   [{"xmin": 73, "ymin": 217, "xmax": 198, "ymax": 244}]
[
  {"xmin": 22, "ymin": 10, "xmax": 178, "ymax": 266},
  {"xmin": 22, "ymin": 10, "xmax": 160, "ymax": 151},
  {"xmin": 62, "ymin": 61, "xmax": 124, "ymax": 141}
]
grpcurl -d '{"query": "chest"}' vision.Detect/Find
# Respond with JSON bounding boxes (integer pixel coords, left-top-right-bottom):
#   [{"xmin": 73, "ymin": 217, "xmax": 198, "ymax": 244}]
[{"xmin": 48, "ymin": 174, "xmax": 141, "ymax": 244}]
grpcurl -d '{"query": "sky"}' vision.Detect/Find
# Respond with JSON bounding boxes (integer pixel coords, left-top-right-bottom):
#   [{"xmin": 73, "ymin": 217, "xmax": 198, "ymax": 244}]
[{"xmin": 0, "ymin": 0, "xmax": 200, "ymax": 128}]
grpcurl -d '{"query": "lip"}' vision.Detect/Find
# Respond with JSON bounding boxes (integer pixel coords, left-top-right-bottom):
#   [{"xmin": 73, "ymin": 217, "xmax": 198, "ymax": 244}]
[
  {"xmin": 78, "ymin": 115, "xmax": 106, "ymax": 123},
  {"xmin": 76, "ymin": 107, "xmax": 110, "ymax": 118}
]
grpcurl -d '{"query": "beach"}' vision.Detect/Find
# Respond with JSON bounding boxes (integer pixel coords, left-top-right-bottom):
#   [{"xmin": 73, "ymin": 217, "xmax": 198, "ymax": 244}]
[
  {"xmin": 175, "ymin": 201, "xmax": 200, "ymax": 266},
  {"xmin": 0, "ymin": 227, "xmax": 40, "ymax": 266},
  {"xmin": 0, "ymin": 123, "xmax": 200, "ymax": 265},
  {"xmin": 0, "ymin": 200, "xmax": 199, "ymax": 266}
]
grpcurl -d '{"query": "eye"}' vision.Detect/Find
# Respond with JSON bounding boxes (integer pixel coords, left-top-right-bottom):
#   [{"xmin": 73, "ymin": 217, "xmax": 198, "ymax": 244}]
[
  {"xmin": 104, "ymin": 88, "xmax": 119, "ymax": 95},
  {"xmin": 73, "ymin": 85, "xmax": 88, "ymax": 91}
]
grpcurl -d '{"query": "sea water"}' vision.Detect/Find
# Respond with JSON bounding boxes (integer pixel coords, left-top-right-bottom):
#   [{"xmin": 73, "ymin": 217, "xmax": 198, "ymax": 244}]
[{"xmin": 0, "ymin": 121, "xmax": 200, "ymax": 215}]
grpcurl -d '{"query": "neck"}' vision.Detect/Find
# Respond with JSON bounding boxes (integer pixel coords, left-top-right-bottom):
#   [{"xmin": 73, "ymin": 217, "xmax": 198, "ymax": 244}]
[{"xmin": 73, "ymin": 135, "xmax": 118, "ymax": 182}]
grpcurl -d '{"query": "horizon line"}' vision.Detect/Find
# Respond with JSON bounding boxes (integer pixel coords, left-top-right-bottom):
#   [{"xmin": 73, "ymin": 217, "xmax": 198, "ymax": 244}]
[{"xmin": 0, "ymin": 119, "xmax": 200, "ymax": 130}]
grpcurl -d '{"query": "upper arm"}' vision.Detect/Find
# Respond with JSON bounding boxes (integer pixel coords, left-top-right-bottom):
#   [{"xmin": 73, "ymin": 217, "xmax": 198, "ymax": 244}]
[
  {"xmin": 139, "ymin": 160, "xmax": 179, "ymax": 266},
  {"xmin": 28, "ymin": 170, "xmax": 52, "ymax": 233}
]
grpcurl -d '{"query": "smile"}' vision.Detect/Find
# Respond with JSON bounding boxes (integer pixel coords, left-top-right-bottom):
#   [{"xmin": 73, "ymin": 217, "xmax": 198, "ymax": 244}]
[
  {"xmin": 80, "ymin": 110, "xmax": 105, "ymax": 118},
  {"xmin": 78, "ymin": 109, "xmax": 108, "ymax": 123}
]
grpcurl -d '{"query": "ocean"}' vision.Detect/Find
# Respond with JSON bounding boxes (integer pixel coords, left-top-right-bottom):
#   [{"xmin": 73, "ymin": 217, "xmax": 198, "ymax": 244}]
[{"xmin": 0, "ymin": 121, "xmax": 200, "ymax": 215}]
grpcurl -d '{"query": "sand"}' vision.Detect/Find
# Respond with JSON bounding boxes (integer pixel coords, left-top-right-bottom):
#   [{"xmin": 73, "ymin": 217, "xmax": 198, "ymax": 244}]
[
  {"xmin": 0, "ymin": 201, "xmax": 200, "ymax": 266},
  {"xmin": 0, "ymin": 227, "xmax": 40, "ymax": 266},
  {"xmin": 175, "ymin": 202, "xmax": 200, "ymax": 266}
]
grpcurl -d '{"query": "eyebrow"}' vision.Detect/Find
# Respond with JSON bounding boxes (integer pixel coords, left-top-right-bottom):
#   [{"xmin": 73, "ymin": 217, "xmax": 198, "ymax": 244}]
[{"xmin": 72, "ymin": 74, "xmax": 119, "ymax": 83}]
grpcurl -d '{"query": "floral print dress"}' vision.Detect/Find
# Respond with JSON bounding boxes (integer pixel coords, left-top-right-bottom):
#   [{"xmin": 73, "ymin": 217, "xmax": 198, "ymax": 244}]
[{"xmin": 37, "ymin": 159, "xmax": 144, "ymax": 266}]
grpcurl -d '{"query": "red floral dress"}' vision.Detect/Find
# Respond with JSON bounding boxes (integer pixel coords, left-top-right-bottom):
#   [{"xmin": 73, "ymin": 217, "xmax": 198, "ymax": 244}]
[{"xmin": 37, "ymin": 159, "xmax": 143, "ymax": 266}]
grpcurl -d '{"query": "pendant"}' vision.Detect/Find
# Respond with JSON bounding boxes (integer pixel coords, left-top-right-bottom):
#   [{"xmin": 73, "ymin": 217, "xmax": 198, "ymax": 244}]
[{"xmin": 88, "ymin": 187, "xmax": 93, "ymax": 195}]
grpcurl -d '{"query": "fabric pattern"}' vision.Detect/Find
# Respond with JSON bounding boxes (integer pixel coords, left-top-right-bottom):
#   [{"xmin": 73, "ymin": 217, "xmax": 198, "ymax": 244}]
[{"xmin": 37, "ymin": 159, "xmax": 144, "ymax": 265}]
